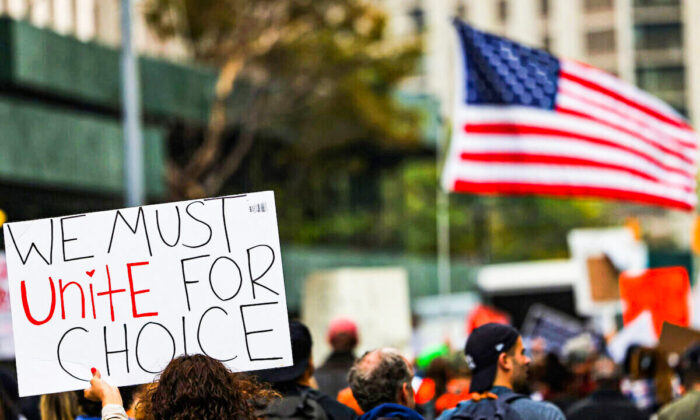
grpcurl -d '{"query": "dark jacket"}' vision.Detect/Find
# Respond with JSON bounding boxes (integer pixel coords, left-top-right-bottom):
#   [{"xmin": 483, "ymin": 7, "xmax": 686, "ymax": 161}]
[
  {"xmin": 271, "ymin": 384, "xmax": 357, "ymax": 420},
  {"xmin": 315, "ymin": 351, "xmax": 356, "ymax": 398},
  {"xmin": 358, "ymin": 403, "xmax": 424, "ymax": 420},
  {"xmin": 566, "ymin": 389, "xmax": 647, "ymax": 420}
]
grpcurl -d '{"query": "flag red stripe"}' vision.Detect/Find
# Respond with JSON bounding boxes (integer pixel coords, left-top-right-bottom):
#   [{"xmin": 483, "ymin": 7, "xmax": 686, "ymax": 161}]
[
  {"xmin": 458, "ymin": 152, "xmax": 693, "ymax": 191},
  {"xmin": 452, "ymin": 180, "xmax": 693, "ymax": 210},
  {"xmin": 463, "ymin": 123, "xmax": 693, "ymax": 178},
  {"xmin": 560, "ymin": 71, "xmax": 691, "ymax": 130},
  {"xmin": 558, "ymin": 85, "xmax": 696, "ymax": 150},
  {"xmin": 555, "ymin": 105, "xmax": 694, "ymax": 165}
]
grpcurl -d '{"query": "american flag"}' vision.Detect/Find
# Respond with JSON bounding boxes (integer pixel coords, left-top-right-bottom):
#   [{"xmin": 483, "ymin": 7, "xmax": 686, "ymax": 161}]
[{"xmin": 442, "ymin": 20, "xmax": 698, "ymax": 210}]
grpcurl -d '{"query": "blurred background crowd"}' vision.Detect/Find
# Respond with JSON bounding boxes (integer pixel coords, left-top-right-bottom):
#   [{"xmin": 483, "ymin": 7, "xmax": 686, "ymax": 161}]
[{"xmin": 0, "ymin": 0, "xmax": 699, "ymax": 419}]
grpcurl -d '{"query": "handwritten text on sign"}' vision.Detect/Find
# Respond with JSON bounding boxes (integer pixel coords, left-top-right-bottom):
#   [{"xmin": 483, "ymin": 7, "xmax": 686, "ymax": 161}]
[{"xmin": 2, "ymin": 191, "xmax": 292, "ymax": 396}]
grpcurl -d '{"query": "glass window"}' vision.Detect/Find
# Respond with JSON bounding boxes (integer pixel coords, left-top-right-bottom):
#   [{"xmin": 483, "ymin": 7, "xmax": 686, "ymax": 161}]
[
  {"xmin": 634, "ymin": 0, "xmax": 679, "ymax": 6},
  {"xmin": 498, "ymin": 0, "xmax": 508, "ymax": 22},
  {"xmin": 409, "ymin": 7, "xmax": 425, "ymax": 33},
  {"xmin": 636, "ymin": 66, "xmax": 685, "ymax": 91},
  {"xmin": 584, "ymin": 0, "xmax": 613, "ymax": 11},
  {"xmin": 456, "ymin": 2, "xmax": 468, "ymax": 20},
  {"xmin": 634, "ymin": 24, "xmax": 682, "ymax": 49},
  {"xmin": 586, "ymin": 30, "xmax": 616, "ymax": 54}
]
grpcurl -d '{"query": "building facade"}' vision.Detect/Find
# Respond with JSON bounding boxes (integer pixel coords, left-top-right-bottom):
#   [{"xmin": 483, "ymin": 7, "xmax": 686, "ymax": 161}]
[{"xmin": 382, "ymin": 0, "xmax": 700, "ymax": 126}]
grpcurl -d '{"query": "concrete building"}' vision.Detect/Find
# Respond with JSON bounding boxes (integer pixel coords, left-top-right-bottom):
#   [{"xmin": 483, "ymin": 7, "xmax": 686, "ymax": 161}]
[
  {"xmin": 0, "ymin": 0, "xmax": 188, "ymax": 59},
  {"xmin": 382, "ymin": 0, "xmax": 700, "ymax": 126}
]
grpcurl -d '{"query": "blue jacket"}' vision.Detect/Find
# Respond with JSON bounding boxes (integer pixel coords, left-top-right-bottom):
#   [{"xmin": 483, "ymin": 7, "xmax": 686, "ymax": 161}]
[
  {"xmin": 358, "ymin": 403, "xmax": 424, "ymax": 420},
  {"xmin": 437, "ymin": 386, "xmax": 565, "ymax": 420}
]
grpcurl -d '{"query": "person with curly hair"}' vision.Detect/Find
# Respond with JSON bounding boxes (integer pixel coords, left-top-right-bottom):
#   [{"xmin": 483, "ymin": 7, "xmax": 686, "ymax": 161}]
[
  {"xmin": 84, "ymin": 354, "xmax": 277, "ymax": 420},
  {"xmin": 347, "ymin": 348, "xmax": 423, "ymax": 420}
]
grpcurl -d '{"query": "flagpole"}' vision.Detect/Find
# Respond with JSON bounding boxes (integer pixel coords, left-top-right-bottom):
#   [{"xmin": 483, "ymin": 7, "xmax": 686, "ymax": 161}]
[{"xmin": 437, "ymin": 117, "xmax": 451, "ymax": 295}]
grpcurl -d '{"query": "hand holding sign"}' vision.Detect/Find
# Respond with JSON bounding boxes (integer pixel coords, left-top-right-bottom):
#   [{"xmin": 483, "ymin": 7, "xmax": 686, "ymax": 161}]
[
  {"xmin": 2, "ymin": 191, "xmax": 292, "ymax": 396},
  {"xmin": 85, "ymin": 368, "xmax": 122, "ymax": 408}
]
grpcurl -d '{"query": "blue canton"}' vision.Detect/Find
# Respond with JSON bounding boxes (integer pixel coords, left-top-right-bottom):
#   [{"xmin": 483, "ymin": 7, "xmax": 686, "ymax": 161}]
[{"xmin": 455, "ymin": 19, "xmax": 560, "ymax": 110}]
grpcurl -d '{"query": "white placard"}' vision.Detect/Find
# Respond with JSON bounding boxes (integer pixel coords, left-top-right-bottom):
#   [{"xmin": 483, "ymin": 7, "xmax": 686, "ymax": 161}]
[
  {"xmin": 2, "ymin": 191, "xmax": 292, "ymax": 396},
  {"xmin": 608, "ymin": 311, "xmax": 657, "ymax": 363}
]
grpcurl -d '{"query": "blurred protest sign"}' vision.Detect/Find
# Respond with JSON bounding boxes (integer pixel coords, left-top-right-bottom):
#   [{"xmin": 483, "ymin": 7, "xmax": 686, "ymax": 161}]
[
  {"xmin": 693, "ymin": 283, "xmax": 700, "ymax": 329},
  {"xmin": 608, "ymin": 311, "xmax": 657, "ymax": 363},
  {"xmin": 0, "ymin": 252, "xmax": 14, "ymax": 359},
  {"xmin": 658, "ymin": 322, "xmax": 700, "ymax": 355},
  {"xmin": 586, "ymin": 255, "xmax": 620, "ymax": 302},
  {"xmin": 466, "ymin": 304, "xmax": 510, "ymax": 334},
  {"xmin": 568, "ymin": 228, "xmax": 647, "ymax": 315},
  {"xmin": 521, "ymin": 304, "xmax": 586, "ymax": 357},
  {"xmin": 303, "ymin": 267, "xmax": 412, "ymax": 364},
  {"xmin": 2, "ymin": 191, "xmax": 292, "ymax": 396},
  {"xmin": 619, "ymin": 267, "xmax": 690, "ymax": 337}
]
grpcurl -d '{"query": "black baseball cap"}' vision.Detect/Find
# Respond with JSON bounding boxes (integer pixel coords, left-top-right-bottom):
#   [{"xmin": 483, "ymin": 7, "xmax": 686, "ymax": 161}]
[
  {"xmin": 253, "ymin": 320, "xmax": 312, "ymax": 383},
  {"xmin": 464, "ymin": 323, "xmax": 520, "ymax": 392},
  {"xmin": 678, "ymin": 342, "xmax": 700, "ymax": 383}
]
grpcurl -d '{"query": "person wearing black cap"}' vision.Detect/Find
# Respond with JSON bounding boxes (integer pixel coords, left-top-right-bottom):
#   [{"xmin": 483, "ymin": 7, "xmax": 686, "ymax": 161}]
[
  {"xmin": 657, "ymin": 342, "xmax": 700, "ymax": 420},
  {"xmin": 254, "ymin": 320, "xmax": 357, "ymax": 420},
  {"xmin": 437, "ymin": 323, "xmax": 565, "ymax": 420}
]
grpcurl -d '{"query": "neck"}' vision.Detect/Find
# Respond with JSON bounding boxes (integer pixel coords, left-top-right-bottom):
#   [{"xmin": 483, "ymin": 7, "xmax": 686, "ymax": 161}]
[{"xmin": 492, "ymin": 374, "xmax": 512, "ymax": 390}]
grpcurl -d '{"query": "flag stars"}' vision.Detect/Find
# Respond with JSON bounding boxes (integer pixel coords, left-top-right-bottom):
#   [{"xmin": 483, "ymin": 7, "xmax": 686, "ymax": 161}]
[{"xmin": 458, "ymin": 23, "xmax": 560, "ymax": 110}]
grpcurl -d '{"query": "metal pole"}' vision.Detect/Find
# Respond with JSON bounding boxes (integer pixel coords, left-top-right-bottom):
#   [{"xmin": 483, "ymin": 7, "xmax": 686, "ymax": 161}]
[
  {"xmin": 437, "ymin": 119, "xmax": 451, "ymax": 295},
  {"xmin": 121, "ymin": 0, "xmax": 145, "ymax": 207}
]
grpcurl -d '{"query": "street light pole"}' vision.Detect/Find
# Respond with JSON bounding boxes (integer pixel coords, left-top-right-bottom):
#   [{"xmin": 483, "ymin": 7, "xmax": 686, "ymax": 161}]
[{"xmin": 121, "ymin": 0, "xmax": 145, "ymax": 207}]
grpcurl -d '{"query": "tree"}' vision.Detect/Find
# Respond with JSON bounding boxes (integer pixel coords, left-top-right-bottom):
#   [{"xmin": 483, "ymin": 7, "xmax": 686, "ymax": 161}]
[{"xmin": 144, "ymin": 0, "xmax": 423, "ymax": 200}]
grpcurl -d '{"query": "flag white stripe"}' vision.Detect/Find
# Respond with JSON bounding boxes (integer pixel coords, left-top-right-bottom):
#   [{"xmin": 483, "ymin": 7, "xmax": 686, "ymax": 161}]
[
  {"xmin": 454, "ymin": 134, "xmax": 695, "ymax": 188},
  {"xmin": 558, "ymin": 78, "xmax": 697, "ymax": 146},
  {"xmin": 457, "ymin": 106, "xmax": 696, "ymax": 175},
  {"xmin": 556, "ymin": 94, "xmax": 697, "ymax": 162},
  {"xmin": 448, "ymin": 163, "xmax": 696, "ymax": 205},
  {"xmin": 561, "ymin": 59, "xmax": 688, "ymax": 124}
]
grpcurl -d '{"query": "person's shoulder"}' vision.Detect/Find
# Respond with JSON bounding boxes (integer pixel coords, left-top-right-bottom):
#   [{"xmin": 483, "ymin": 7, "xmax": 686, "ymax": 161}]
[
  {"xmin": 436, "ymin": 399, "xmax": 471, "ymax": 420},
  {"xmin": 657, "ymin": 392, "xmax": 700, "ymax": 420},
  {"xmin": 510, "ymin": 398, "xmax": 565, "ymax": 420},
  {"xmin": 307, "ymin": 388, "xmax": 358, "ymax": 420}
]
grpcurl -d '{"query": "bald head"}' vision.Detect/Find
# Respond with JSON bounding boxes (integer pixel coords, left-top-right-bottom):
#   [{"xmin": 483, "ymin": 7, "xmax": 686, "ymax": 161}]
[{"xmin": 348, "ymin": 348, "xmax": 414, "ymax": 412}]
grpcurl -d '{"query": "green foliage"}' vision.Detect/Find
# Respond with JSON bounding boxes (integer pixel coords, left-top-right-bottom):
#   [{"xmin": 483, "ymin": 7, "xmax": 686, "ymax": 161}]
[
  {"xmin": 145, "ymin": 0, "xmax": 424, "ymax": 199},
  {"xmin": 374, "ymin": 159, "xmax": 621, "ymax": 261}
]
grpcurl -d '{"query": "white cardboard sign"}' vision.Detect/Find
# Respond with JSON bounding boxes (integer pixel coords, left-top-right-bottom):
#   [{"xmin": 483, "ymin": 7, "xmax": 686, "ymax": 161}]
[{"xmin": 2, "ymin": 191, "xmax": 292, "ymax": 396}]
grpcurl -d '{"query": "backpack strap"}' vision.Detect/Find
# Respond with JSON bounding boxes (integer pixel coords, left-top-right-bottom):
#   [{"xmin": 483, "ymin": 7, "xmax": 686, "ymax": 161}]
[{"xmin": 502, "ymin": 393, "xmax": 527, "ymax": 404}]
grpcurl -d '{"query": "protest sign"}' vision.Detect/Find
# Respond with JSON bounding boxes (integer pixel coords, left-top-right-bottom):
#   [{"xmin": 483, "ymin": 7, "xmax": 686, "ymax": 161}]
[
  {"xmin": 658, "ymin": 322, "xmax": 700, "ymax": 355},
  {"xmin": 619, "ymin": 267, "xmax": 690, "ymax": 337},
  {"xmin": 2, "ymin": 191, "xmax": 292, "ymax": 396},
  {"xmin": 568, "ymin": 227, "xmax": 647, "ymax": 315},
  {"xmin": 608, "ymin": 311, "xmax": 657, "ymax": 363},
  {"xmin": 0, "ymin": 252, "xmax": 14, "ymax": 360},
  {"xmin": 521, "ymin": 304, "xmax": 604, "ymax": 357}
]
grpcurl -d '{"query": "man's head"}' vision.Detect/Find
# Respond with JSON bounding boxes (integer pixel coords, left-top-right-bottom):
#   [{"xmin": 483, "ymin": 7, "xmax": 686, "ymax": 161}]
[
  {"xmin": 254, "ymin": 321, "xmax": 314, "ymax": 386},
  {"xmin": 678, "ymin": 342, "xmax": 700, "ymax": 390},
  {"xmin": 591, "ymin": 356, "xmax": 621, "ymax": 390},
  {"xmin": 347, "ymin": 348, "xmax": 414, "ymax": 412},
  {"xmin": 465, "ymin": 323, "xmax": 530, "ymax": 392},
  {"xmin": 327, "ymin": 318, "xmax": 358, "ymax": 352}
]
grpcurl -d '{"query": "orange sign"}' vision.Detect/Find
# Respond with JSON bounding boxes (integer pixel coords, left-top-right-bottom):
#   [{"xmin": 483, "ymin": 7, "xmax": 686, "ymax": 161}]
[
  {"xmin": 619, "ymin": 267, "xmax": 690, "ymax": 337},
  {"xmin": 466, "ymin": 304, "xmax": 510, "ymax": 334}
]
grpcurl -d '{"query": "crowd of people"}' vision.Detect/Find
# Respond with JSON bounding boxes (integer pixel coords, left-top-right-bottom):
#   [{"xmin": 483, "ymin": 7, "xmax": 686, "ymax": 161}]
[{"xmin": 0, "ymin": 318, "xmax": 698, "ymax": 420}]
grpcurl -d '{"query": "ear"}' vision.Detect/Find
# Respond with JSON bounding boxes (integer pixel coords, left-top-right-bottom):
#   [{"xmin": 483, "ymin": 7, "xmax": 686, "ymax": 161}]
[
  {"xmin": 400, "ymin": 382, "xmax": 415, "ymax": 408},
  {"xmin": 498, "ymin": 352, "xmax": 512, "ymax": 371}
]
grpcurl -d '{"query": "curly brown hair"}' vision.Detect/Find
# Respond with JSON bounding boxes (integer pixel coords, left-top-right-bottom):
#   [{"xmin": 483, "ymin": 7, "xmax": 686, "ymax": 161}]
[{"xmin": 136, "ymin": 354, "xmax": 278, "ymax": 420}]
